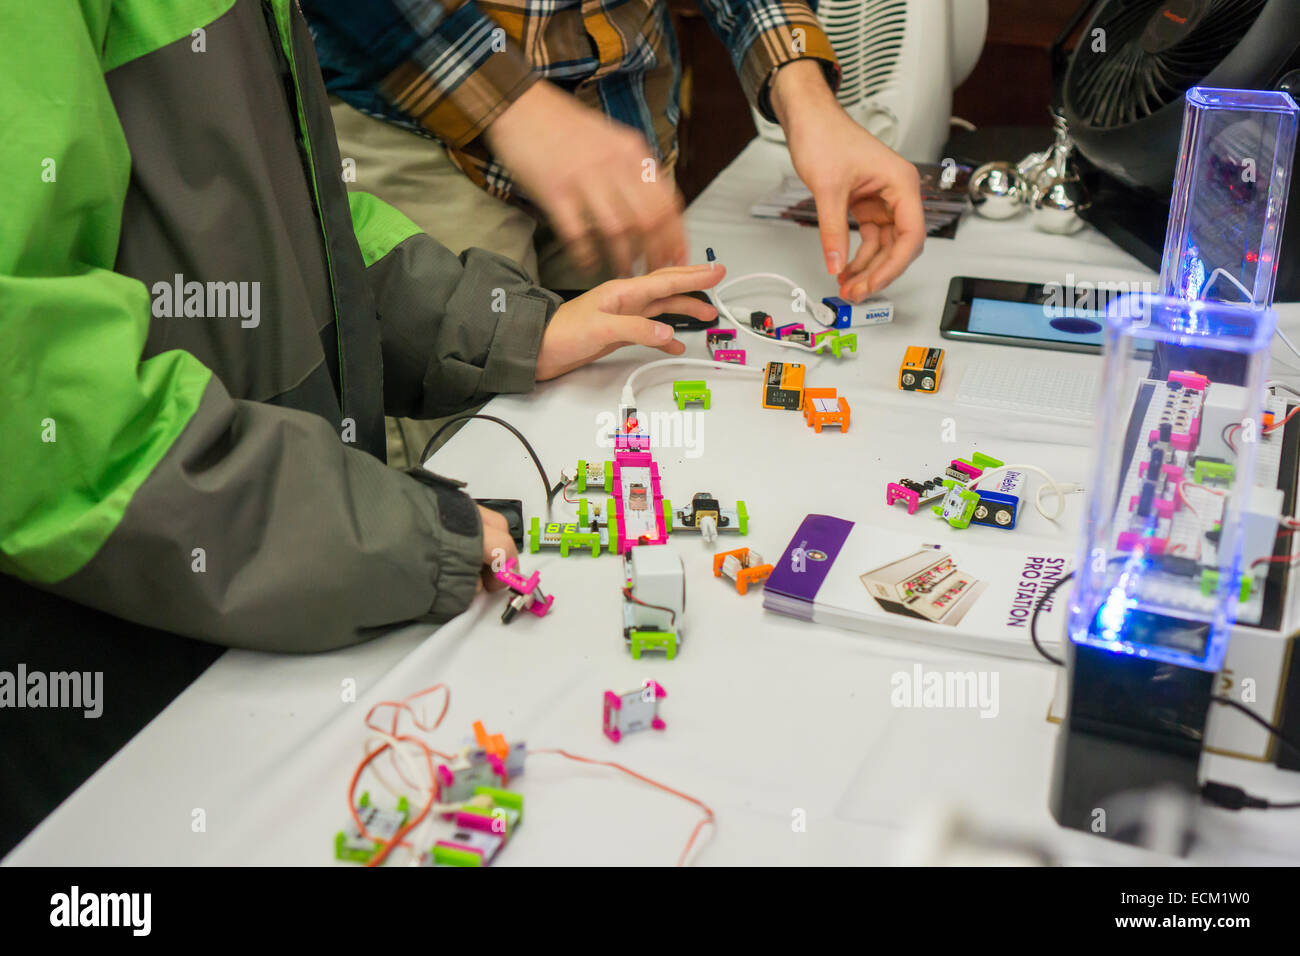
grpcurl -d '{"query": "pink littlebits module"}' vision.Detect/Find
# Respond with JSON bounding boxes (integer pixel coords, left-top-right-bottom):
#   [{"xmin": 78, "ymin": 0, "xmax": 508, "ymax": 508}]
[
  {"xmin": 602, "ymin": 681, "xmax": 667, "ymax": 743},
  {"xmin": 706, "ymin": 328, "xmax": 746, "ymax": 364},
  {"xmin": 886, "ymin": 482, "xmax": 921, "ymax": 514},
  {"xmin": 494, "ymin": 556, "xmax": 553, "ymax": 624}
]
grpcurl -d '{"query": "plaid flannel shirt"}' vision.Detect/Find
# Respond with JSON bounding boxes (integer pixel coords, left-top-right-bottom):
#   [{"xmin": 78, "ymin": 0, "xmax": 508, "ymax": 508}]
[{"xmin": 304, "ymin": 0, "xmax": 838, "ymax": 204}]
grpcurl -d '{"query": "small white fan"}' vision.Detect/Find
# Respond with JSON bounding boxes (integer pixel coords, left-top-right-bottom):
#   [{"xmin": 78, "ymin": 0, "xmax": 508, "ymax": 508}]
[{"xmin": 757, "ymin": 0, "xmax": 988, "ymax": 162}]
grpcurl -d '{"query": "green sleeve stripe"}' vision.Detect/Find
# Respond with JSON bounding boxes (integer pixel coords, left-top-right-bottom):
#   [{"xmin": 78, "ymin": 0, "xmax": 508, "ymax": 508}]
[
  {"xmin": 103, "ymin": 0, "xmax": 238, "ymax": 72},
  {"xmin": 0, "ymin": 274, "xmax": 214, "ymax": 584},
  {"xmin": 347, "ymin": 192, "xmax": 424, "ymax": 268},
  {"xmin": 0, "ymin": 3, "xmax": 216, "ymax": 583}
]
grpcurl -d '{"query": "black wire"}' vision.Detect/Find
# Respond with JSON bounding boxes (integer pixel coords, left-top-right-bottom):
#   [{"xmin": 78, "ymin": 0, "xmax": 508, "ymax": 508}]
[
  {"xmin": 1031, "ymin": 573, "xmax": 1300, "ymax": 758},
  {"xmin": 1212, "ymin": 695, "xmax": 1300, "ymax": 762},
  {"xmin": 1200, "ymin": 700, "xmax": 1300, "ymax": 811},
  {"xmin": 1029, "ymin": 561, "xmax": 1300, "ymax": 806},
  {"xmin": 1029, "ymin": 569, "xmax": 1072, "ymax": 667},
  {"xmin": 417, "ymin": 414, "xmax": 561, "ymax": 503},
  {"xmin": 621, "ymin": 587, "xmax": 677, "ymax": 625}
]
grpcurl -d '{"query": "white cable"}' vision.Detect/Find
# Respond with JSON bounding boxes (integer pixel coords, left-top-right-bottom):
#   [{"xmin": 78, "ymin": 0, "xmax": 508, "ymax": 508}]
[
  {"xmin": 1203, "ymin": 268, "xmax": 1255, "ymax": 305},
  {"xmin": 705, "ymin": 266, "xmax": 836, "ymax": 355},
  {"xmin": 365, "ymin": 732, "xmax": 436, "ymax": 799},
  {"xmin": 968, "ymin": 463, "xmax": 1083, "ymax": 522},
  {"xmin": 1195, "ymin": 269, "xmax": 1300, "ymax": 370},
  {"xmin": 621, "ymin": 357, "xmax": 761, "ymax": 407},
  {"xmin": 1266, "ymin": 380, "xmax": 1300, "ymax": 400},
  {"xmin": 1275, "ymin": 328, "xmax": 1300, "ymax": 365}
]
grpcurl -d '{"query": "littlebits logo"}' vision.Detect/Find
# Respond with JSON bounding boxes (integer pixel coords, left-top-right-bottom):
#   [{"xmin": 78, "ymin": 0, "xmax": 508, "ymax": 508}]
[
  {"xmin": 151, "ymin": 273, "xmax": 260, "ymax": 328},
  {"xmin": 890, "ymin": 664, "xmax": 999, "ymax": 718},
  {"xmin": 0, "ymin": 664, "xmax": 102, "ymax": 718},
  {"xmin": 50, "ymin": 886, "xmax": 151, "ymax": 936}
]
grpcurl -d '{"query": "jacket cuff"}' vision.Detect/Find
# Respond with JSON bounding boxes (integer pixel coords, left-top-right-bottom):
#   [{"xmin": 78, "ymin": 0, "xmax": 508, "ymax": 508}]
[
  {"xmin": 482, "ymin": 282, "xmax": 557, "ymax": 394},
  {"xmin": 404, "ymin": 467, "xmax": 484, "ymax": 621}
]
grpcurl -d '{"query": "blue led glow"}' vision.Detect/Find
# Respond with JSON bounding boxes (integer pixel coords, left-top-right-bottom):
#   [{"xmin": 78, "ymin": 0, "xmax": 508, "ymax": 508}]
[
  {"xmin": 1071, "ymin": 549, "xmax": 1231, "ymax": 672},
  {"xmin": 1095, "ymin": 585, "xmax": 1134, "ymax": 642}
]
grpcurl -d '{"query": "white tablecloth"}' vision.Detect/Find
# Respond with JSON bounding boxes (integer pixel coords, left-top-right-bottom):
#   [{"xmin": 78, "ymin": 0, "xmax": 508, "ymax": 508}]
[{"xmin": 9, "ymin": 139, "xmax": 1300, "ymax": 866}]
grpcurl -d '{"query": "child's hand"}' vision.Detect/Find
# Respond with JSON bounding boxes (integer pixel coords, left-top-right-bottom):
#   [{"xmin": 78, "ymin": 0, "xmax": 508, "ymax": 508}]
[
  {"xmin": 535, "ymin": 263, "xmax": 724, "ymax": 381},
  {"xmin": 478, "ymin": 505, "xmax": 518, "ymax": 593}
]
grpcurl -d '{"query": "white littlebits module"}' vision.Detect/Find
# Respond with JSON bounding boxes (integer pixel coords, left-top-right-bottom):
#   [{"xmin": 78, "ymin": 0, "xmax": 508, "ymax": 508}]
[{"xmin": 820, "ymin": 295, "xmax": 894, "ymax": 329}]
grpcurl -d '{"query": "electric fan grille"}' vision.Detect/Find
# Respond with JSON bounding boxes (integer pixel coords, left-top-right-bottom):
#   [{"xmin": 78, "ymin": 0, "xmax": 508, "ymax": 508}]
[
  {"xmin": 1065, "ymin": 0, "xmax": 1268, "ymax": 130},
  {"xmin": 819, "ymin": 0, "xmax": 908, "ymax": 107}
]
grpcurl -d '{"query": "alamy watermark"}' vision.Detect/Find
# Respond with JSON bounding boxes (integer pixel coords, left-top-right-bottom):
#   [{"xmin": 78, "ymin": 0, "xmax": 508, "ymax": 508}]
[
  {"xmin": 50, "ymin": 886, "xmax": 150, "ymax": 936},
  {"xmin": 151, "ymin": 273, "xmax": 260, "ymax": 328},
  {"xmin": 1, "ymin": 664, "xmax": 102, "ymax": 718},
  {"xmin": 890, "ymin": 664, "xmax": 999, "ymax": 718},
  {"xmin": 595, "ymin": 409, "xmax": 704, "ymax": 458},
  {"xmin": 1043, "ymin": 273, "xmax": 1157, "ymax": 324}
]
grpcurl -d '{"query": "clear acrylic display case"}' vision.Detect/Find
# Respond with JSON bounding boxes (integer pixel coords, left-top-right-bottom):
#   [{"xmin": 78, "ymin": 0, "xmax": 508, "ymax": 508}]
[
  {"xmin": 1159, "ymin": 87, "xmax": 1298, "ymax": 309},
  {"xmin": 1069, "ymin": 294, "xmax": 1276, "ymax": 673}
]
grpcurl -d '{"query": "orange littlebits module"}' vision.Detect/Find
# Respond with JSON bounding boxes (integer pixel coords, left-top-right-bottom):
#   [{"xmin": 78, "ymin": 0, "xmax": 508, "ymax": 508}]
[{"xmin": 472, "ymin": 720, "xmax": 509, "ymax": 762}]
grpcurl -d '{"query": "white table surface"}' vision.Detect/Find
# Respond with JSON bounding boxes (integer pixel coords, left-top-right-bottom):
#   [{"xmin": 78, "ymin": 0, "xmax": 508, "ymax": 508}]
[{"xmin": 10, "ymin": 139, "xmax": 1300, "ymax": 867}]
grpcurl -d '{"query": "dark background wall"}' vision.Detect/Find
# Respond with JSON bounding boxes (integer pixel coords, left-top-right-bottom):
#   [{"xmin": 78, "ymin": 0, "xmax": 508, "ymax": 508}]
[{"xmin": 668, "ymin": 0, "xmax": 1083, "ymax": 202}]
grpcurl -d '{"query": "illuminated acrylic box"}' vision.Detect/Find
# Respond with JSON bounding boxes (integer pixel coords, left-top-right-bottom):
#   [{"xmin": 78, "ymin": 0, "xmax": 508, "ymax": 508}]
[
  {"xmin": 1159, "ymin": 87, "xmax": 1298, "ymax": 309},
  {"xmin": 1069, "ymin": 294, "xmax": 1276, "ymax": 674}
]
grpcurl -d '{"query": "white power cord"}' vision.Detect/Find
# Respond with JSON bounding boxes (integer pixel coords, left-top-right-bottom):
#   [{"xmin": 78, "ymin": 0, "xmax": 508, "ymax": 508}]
[
  {"xmin": 1189, "ymin": 269, "xmax": 1300, "ymax": 368},
  {"xmin": 703, "ymin": 256, "xmax": 838, "ymax": 355},
  {"xmin": 968, "ymin": 464, "xmax": 1084, "ymax": 522},
  {"xmin": 1275, "ymin": 328, "xmax": 1300, "ymax": 366},
  {"xmin": 1267, "ymin": 380, "xmax": 1300, "ymax": 400},
  {"xmin": 621, "ymin": 357, "xmax": 761, "ymax": 408}
]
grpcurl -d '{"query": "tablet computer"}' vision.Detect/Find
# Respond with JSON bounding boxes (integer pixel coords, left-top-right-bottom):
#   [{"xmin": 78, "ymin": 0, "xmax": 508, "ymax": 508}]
[{"xmin": 939, "ymin": 276, "xmax": 1148, "ymax": 354}]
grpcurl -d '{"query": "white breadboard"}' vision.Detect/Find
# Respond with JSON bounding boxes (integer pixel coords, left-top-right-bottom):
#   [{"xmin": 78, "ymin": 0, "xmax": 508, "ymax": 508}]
[
  {"xmin": 1108, "ymin": 383, "xmax": 1291, "ymax": 625},
  {"xmin": 956, "ymin": 361, "xmax": 1099, "ymax": 421}
]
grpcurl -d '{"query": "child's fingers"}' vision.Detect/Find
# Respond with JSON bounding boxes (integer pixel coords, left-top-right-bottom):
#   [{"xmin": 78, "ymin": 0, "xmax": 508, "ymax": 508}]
[
  {"xmin": 596, "ymin": 312, "xmax": 679, "ymax": 350},
  {"xmin": 610, "ymin": 263, "xmax": 725, "ymax": 311},
  {"xmin": 643, "ymin": 294, "xmax": 717, "ymax": 322}
]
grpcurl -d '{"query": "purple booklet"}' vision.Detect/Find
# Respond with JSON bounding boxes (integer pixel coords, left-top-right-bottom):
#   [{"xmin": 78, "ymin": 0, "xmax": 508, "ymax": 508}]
[
  {"xmin": 762, "ymin": 514, "xmax": 856, "ymax": 620},
  {"xmin": 762, "ymin": 513, "xmax": 1075, "ymax": 661}
]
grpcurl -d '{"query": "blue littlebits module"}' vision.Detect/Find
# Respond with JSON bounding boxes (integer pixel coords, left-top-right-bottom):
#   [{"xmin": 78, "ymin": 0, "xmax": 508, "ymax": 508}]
[
  {"xmin": 971, "ymin": 470, "xmax": 1025, "ymax": 530},
  {"xmin": 821, "ymin": 295, "xmax": 894, "ymax": 329}
]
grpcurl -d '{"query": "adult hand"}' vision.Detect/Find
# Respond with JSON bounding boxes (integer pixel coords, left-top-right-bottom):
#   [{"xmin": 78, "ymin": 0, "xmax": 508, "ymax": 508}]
[
  {"xmin": 485, "ymin": 80, "xmax": 687, "ymax": 276},
  {"xmin": 535, "ymin": 263, "xmax": 724, "ymax": 381},
  {"xmin": 771, "ymin": 60, "xmax": 925, "ymax": 302}
]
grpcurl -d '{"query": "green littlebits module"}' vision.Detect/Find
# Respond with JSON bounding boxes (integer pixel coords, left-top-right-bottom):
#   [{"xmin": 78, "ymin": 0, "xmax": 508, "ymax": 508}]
[
  {"xmin": 428, "ymin": 787, "xmax": 526, "ymax": 867},
  {"xmin": 933, "ymin": 480, "xmax": 981, "ymax": 529},
  {"xmin": 335, "ymin": 791, "xmax": 410, "ymax": 864},
  {"xmin": 672, "ymin": 380, "xmax": 710, "ymax": 410}
]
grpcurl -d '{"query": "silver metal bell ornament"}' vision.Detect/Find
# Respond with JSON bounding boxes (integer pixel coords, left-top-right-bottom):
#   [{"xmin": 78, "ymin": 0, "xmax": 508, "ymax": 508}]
[
  {"xmin": 1029, "ymin": 111, "xmax": 1091, "ymax": 234},
  {"xmin": 968, "ymin": 110, "xmax": 1091, "ymax": 231},
  {"xmin": 969, "ymin": 161, "xmax": 1027, "ymax": 220},
  {"xmin": 1031, "ymin": 176, "xmax": 1091, "ymax": 234}
]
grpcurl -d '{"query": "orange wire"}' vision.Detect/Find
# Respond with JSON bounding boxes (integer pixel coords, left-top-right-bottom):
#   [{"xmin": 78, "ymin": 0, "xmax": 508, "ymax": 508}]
[
  {"xmin": 529, "ymin": 748, "xmax": 716, "ymax": 866},
  {"xmin": 346, "ymin": 685, "xmax": 717, "ymax": 867},
  {"xmin": 1176, "ymin": 479, "xmax": 1225, "ymax": 519},
  {"xmin": 347, "ymin": 683, "xmax": 455, "ymax": 866},
  {"xmin": 349, "ymin": 733, "xmax": 439, "ymax": 867},
  {"xmin": 1265, "ymin": 406, "xmax": 1300, "ymax": 434}
]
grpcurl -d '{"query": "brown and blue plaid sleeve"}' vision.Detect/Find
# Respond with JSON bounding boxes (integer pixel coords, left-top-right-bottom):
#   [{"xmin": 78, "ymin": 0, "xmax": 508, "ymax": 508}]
[
  {"xmin": 695, "ymin": 0, "xmax": 840, "ymax": 122},
  {"xmin": 378, "ymin": 1, "xmax": 540, "ymax": 148}
]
